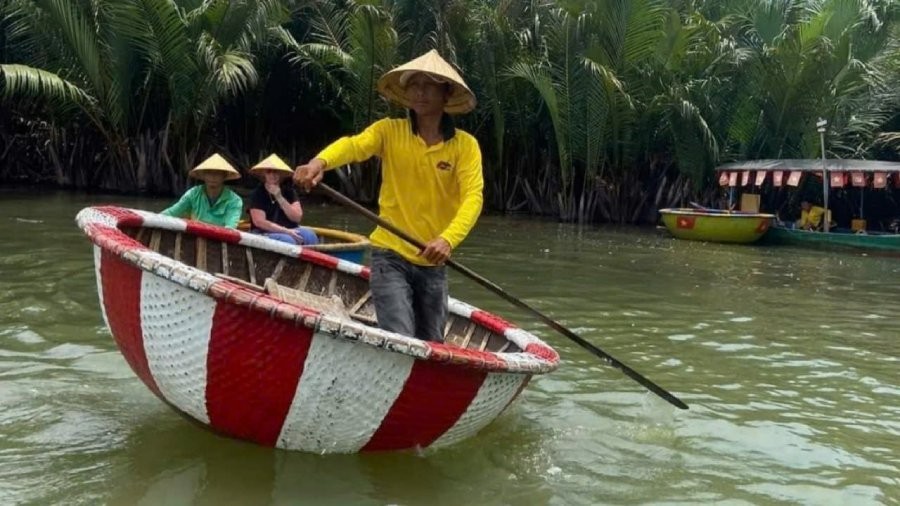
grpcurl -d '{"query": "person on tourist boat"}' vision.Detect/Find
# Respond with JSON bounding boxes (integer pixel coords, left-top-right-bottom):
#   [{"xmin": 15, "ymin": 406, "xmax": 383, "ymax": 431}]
[
  {"xmin": 293, "ymin": 49, "xmax": 484, "ymax": 342},
  {"xmin": 798, "ymin": 200, "xmax": 828, "ymax": 230},
  {"xmin": 248, "ymin": 154, "xmax": 318, "ymax": 245},
  {"xmin": 161, "ymin": 153, "xmax": 244, "ymax": 228}
]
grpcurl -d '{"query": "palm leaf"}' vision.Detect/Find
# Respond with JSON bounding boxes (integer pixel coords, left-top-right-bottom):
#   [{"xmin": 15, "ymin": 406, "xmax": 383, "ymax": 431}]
[
  {"xmin": 137, "ymin": 0, "xmax": 198, "ymax": 116},
  {"xmin": 0, "ymin": 63, "xmax": 93, "ymax": 105},
  {"xmin": 30, "ymin": 0, "xmax": 106, "ymax": 96},
  {"xmin": 507, "ymin": 60, "xmax": 570, "ymax": 182}
]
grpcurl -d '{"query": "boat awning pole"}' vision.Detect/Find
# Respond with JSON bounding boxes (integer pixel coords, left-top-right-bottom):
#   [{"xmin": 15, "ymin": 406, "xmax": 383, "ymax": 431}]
[{"xmin": 818, "ymin": 118, "xmax": 830, "ymax": 232}]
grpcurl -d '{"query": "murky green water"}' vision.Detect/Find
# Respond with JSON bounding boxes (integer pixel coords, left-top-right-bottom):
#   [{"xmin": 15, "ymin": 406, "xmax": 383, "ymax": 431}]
[{"xmin": 1, "ymin": 188, "xmax": 898, "ymax": 505}]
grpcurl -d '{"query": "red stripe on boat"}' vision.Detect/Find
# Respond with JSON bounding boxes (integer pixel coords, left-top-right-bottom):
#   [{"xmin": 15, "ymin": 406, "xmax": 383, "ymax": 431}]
[
  {"xmin": 470, "ymin": 310, "xmax": 514, "ymax": 334},
  {"xmin": 428, "ymin": 343, "xmax": 507, "ymax": 370},
  {"xmin": 93, "ymin": 206, "xmax": 146, "ymax": 227},
  {"xmin": 100, "ymin": 251, "xmax": 161, "ymax": 397},
  {"xmin": 525, "ymin": 343, "xmax": 559, "ymax": 363},
  {"xmin": 185, "ymin": 221, "xmax": 242, "ymax": 244},
  {"xmin": 205, "ymin": 303, "xmax": 314, "ymax": 446},
  {"xmin": 361, "ymin": 361, "xmax": 487, "ymax": 451},
  {"xmin": 299, "ymin": 248, "xmax": 340, "ymax": 269}
]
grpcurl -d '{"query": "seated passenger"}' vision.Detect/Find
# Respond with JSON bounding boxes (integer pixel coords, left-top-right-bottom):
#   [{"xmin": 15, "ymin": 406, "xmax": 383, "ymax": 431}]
[
  {"xmin": 797, "ymin": 200, "xmax": 826, "ymax": 230},
  {"xmin": 248, "ymin": 154, "xmax": 319, "ymax": 245},
  {"xmin": 161, "ymin": 153, "xmax": 243, "ymax": 228}
]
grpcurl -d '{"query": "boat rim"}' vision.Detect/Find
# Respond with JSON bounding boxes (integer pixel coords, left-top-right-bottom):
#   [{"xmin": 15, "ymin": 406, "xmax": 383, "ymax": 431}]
[{"xmin": 658, "ymin": 208, "xmax": 775, "ymax": 219}]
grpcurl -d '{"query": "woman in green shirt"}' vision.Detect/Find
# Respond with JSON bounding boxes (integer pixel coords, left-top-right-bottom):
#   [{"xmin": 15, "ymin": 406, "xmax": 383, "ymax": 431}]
[{"xmin": 161, "ymin": 153, "xmax": 244, "ymax": 228}]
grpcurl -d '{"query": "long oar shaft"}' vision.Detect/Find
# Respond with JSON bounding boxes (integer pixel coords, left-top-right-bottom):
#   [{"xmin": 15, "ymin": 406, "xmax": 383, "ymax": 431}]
[{"xmin": 317, "ymin": 183, "xmax": 688, "ymax": 410}]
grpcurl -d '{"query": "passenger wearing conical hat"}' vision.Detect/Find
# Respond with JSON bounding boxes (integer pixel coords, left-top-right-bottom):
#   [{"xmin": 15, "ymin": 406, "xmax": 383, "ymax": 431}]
[
  {"xmin": 294, "ymin": 49, "xmax": 484, "ymax": 343},
  {"xmin": 161, "ymin": 153, "xmax": 244, "ymax": 228},
  {"xmin": 247, "ymin": 154, "xmax": 318, "ymax": 245}
]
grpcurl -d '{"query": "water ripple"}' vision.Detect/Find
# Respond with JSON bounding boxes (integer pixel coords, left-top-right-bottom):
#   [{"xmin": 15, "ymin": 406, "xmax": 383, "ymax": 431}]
[{"xmin": 1, "ymin": 191, "xmax": 899, "ymax": 504}]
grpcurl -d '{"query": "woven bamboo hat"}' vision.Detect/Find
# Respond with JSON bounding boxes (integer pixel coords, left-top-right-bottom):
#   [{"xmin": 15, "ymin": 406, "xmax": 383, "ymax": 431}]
[
  {"xmin": 249, "ymin": 154, "xmax": 293, "ymax": 178},
  {"xmin": 376, "ymin": 49, "xmax": 476, "ymax": 114},
  {"xmin": 189, "ymin": 153, "xmax": 241, "ymax": 181}
]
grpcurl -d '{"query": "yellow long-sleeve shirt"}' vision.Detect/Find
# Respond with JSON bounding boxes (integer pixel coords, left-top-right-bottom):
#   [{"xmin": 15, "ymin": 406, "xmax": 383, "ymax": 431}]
[
  {"xmin": 799, "ymin": 206, "xmax": 825, "ymax": 230},
  {"xmin": 316, "ymin": 118, "xmax": 484, "ymax": 265}
]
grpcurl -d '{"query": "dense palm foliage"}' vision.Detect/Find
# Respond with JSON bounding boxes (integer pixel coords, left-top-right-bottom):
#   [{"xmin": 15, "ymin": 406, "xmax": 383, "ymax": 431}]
[
  {"xmin": 1, "ymin": 0, "xmax": 296, "ymax": 191},
  {"xmin": 2, "ymin": 0, "xmax": 900, "ymax": 223}
]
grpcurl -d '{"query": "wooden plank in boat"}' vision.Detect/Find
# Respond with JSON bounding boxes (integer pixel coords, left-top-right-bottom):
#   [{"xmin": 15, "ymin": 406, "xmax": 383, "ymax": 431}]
[
  {"xmin": 296, "ymin": 264, "xmax": 313, "ymax": 290},
  {"xmin": 478, "ymin": 330, "xmax": 491, "ymax": 351},
  {"xmin": 196, "ymin": 237, "xmax": 207, "ymax": 271},
  {"xmin": 349, "ymin": 291, "xmax": 371, "ymax": 314},
  {"xmin": 459, "ymin": 323, "xmax": 476, "ymax": 349},
  {"xmin": 271, "ymin": 258, "xmax": 286, "ymax": 282},
  {"xmin": 221, "ymin": 243, "xmax": 229, "ymax": 276},
  {"xmin": 149, "ymin": 230, "xmax": 162, "ymax": 252},
  {"xmin": 173, "ymin": 233, "xmax": 182, "ymax": 261},
  {"xmin": 245, "ymin": 249, "xmax": 257, "ymax": 285}
]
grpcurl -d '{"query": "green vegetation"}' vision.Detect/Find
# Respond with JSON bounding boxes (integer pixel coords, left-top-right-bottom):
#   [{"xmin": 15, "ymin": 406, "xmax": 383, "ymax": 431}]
[{"xmin": 3, "ymin": 0, "xmax": 900, "ymax": 223}]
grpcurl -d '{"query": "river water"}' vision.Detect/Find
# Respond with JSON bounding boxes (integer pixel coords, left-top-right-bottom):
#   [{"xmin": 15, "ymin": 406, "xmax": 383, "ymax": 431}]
[{"xmin": 0, "ymin": 189, "xmax": 897, "ymax": 505}]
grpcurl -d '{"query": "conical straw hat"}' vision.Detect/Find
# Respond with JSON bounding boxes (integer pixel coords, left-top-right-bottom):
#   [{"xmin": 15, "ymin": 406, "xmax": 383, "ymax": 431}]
[
  {"xmin": 189, "ymin": 153, "xmax": 241, "ymax": 181},
  {"xmin": 376, "ymin": 49, "xmax": 476, "ymax": 114},
  {"xmin": 250, "ymin": 154, "xmax": 293, "ymax": 177}
]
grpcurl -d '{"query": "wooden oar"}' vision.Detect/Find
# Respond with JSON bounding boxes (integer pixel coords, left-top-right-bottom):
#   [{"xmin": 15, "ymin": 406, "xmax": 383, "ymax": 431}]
[{"xmin": 316, "ymin": 182, "xmax": 689, "ymax": 410}]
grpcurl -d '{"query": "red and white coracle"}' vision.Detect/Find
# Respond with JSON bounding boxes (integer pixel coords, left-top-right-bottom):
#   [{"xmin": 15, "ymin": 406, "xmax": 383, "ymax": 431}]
[{"xmin": 76, "ymin": 206, "xmax": 559, "ymax": 453}]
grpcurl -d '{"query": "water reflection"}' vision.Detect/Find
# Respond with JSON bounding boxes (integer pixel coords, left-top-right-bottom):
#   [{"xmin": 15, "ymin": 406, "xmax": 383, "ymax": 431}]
[{"xmin": 101, "ymin": 405, "xmax": 554, "ymax": 506}]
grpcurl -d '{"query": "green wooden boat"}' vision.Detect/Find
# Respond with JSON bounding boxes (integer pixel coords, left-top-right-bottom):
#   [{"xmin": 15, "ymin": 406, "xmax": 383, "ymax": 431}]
[
  {"xmin": 716, "ymin": 157, "xmax": 900, "ymax": 253},
  {"xmin": 763, "ymin": 225, "xmax": 900, "ymax": 252}
]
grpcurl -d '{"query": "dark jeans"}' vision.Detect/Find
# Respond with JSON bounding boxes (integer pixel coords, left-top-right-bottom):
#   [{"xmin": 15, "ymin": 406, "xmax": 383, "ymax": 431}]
[{"xmin": 370, "ymin": 248, "xmax": 448, "ymax": 342}]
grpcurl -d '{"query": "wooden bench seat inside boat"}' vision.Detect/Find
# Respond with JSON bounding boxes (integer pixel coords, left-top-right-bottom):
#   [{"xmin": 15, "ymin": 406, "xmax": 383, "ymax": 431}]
[{"xmin": 264, "ymin": 277, "xmax": 353, "ymax": 320}]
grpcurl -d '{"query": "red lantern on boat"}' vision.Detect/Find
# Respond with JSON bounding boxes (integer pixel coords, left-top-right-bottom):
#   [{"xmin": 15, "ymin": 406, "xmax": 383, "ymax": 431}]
[
  {"xmin": 787, "ymin": 171, "xmax": 802, "ymax": 187},
  {"xmin": 728, "ymin": 172, "xmax": 739, "ymax": 186},
  {"xmin": 773, "ymin": 171, "xmax": 784, "ymax": 187},
  {"xmin": 754, "ymin": 171, "xmax": 767, "ymax": 186},
  {"xmin": 719, "ymin": 172, "xmax": 729, "ymax": 186},
  {"xmin": 851, "ymin": 172, "xmax": 866, "ymax": 187},
  {"xmin": 830, "ymin": 172, "xmax": 845, "ymax": 188},
  {"xmin": 740, "ymin": 171, "xmax": 750, "ymax": 186},
  {"xmin": 873, "ymin": 172, "xmax": 887, "ymax": 188}
]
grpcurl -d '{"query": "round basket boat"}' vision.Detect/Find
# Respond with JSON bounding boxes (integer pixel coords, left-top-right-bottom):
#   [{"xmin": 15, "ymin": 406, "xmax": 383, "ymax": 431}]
[
  {"xmin": 76, "ymin": 206, "xmax": 559, "ymax": 453},
  {"xmin": 659, "ymin": 208, "xmax": 774, "ymax": 244}
]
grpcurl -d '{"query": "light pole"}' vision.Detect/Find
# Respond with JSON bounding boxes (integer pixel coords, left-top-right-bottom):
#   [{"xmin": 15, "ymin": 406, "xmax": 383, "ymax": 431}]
[{"xmin": 817, "ymin": 118, "xmax": 829, "ymax": 232}]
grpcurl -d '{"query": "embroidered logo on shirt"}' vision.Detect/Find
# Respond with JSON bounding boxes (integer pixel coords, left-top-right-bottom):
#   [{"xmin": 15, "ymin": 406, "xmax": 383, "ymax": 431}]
[{"xmin": 436, "ymin": 160, "xmax": 453, "ymax": 171}]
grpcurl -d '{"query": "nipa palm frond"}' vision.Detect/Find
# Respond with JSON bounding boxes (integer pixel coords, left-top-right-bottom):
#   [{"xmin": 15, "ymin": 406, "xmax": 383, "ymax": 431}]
[{"xmin": 0, "ymin": 63, "xmax": 94, "ymax": 106}]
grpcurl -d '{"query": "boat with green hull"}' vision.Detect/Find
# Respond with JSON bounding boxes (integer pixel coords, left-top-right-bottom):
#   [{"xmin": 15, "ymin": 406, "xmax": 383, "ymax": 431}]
[
  {"xmin": 762, "ymin": 225, "xmax": 900, "ymax": 252},
  {"xmin": 716, "ymin": 156, "xmax": 900, "ymax": 253}
]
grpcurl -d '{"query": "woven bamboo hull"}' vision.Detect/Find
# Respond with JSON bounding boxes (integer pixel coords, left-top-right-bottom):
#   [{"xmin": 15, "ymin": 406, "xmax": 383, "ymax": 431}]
[{"xmin": 77, "ymin": 206, "xmax": 559, "ymax": 453}]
